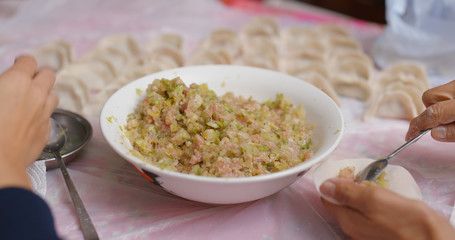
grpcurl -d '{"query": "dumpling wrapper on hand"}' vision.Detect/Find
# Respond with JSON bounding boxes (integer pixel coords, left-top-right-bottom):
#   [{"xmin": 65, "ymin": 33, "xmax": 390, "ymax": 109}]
[{"xmin": 313, "ymin": 158, "xmax": 422, "ymax": 204}]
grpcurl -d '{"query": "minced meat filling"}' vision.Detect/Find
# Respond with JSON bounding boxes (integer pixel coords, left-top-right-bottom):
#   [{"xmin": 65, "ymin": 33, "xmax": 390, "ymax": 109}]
[{"xmin": 125, "ymin": 77, "xmax": 313, "ymax": 177}]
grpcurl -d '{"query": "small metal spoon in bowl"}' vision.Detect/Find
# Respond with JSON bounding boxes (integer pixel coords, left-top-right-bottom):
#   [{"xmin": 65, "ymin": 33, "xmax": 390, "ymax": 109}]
[
  {"xmin": 44, "ymin": 118, "xmax": 99, "ymax": 240},
  {"xmin": 355, "ymin": 129, "xmax": 431, "ymax": 183}
]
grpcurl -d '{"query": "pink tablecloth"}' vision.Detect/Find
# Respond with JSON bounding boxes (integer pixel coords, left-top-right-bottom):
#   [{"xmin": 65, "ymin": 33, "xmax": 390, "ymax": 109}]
[{"xmin": 2, "ymin": 0, "xmax": 454, "ymax": 239}]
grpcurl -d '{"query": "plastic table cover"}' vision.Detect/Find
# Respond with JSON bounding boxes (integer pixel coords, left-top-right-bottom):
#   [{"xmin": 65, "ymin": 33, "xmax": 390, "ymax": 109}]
[{"xmin": 1, "ymin": 0, "xmax": 454, "ymax": 239}]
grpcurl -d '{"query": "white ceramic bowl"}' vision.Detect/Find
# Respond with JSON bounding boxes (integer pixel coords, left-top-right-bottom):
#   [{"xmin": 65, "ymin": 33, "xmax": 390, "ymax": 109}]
[{"xmin": 100, "ymin": 65, "xmax": 344, "ymax": 204}]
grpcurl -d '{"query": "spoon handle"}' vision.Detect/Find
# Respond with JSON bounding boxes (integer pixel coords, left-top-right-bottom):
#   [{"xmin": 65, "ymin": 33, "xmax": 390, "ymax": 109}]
[
  {"xmin": 384, "ymin": 129, "xmax": 431, "ymax": 161},
  {"xmin": 54, "ymin": 152, "xmax": 100, "ymax": 240}
]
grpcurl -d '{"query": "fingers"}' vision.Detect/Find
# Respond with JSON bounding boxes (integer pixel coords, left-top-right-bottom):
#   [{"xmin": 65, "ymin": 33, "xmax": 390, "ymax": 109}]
[
  {"xmin": 3, "ymin": 55, "xmax": 37, "ymax": 78},
  {"xmin": 320, "ymin": 178, "xmax": 371, "ymax": 211},
  {"xmin": 422, "ymin": 80, "xmax": 455, "ymax": 107},
  {"xmin": 33, "ymin": 67, "xmax": 56, "ymax": 94},
  {"xmin": 321, "ymin": 198, "xmax": 370, "ymax": 239},
  {"xmin": 43, "ymin": 91, "xmax": 59, "ymax": 117},
  {"xmin": 406, "ymin": 99, "xmax": 455, "ymax": 141}
]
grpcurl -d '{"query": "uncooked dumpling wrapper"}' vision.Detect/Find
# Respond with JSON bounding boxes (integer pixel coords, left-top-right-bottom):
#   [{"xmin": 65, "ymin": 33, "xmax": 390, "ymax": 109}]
[{"xmin": 313, "ymin": 158, "xmax": 422, "ymax": 204}]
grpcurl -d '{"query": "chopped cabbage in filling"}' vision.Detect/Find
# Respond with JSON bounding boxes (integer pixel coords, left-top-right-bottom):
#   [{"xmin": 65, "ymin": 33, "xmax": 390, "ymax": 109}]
[{"xmin": 125, "ymin": 77, "xmax": 313, "ymax": 177}]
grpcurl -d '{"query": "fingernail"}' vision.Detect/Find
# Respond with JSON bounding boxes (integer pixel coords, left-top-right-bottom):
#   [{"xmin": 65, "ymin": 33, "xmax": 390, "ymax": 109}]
[
  {"xmin": 320, "ymin": 180, "xmax": 341, "ymax": 205},
  {"xmin": 433, "ymin": 126, "xmax": 447, "ymax": 139}
]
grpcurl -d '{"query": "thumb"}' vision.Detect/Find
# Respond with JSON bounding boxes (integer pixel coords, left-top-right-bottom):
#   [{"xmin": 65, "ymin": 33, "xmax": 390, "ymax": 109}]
[{"xmin": 319, "ymin": 178, "xmax": 370, "ymax": 210}]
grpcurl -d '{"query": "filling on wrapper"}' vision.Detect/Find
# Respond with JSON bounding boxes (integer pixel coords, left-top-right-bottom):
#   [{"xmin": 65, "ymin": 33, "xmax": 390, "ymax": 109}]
[
  {"xmin": 313, "ymin": 158, "xmax": 422, "ymax": 202},
  {"xmin": 338, "ymin": 166, "xmax": 389, "ymax": 188},
  {"xmin": 125, "ymin": 77, "xmax": 313, "ymax": 177}
]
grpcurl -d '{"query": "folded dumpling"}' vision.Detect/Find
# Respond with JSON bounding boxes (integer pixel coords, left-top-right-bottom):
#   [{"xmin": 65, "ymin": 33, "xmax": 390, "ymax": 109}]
[
  {"xmin": 56, "ymin": 69, "xmax": 106, "ymax": 94},
  {"xmin": 330, "ymin": 76, "xmax": 372, "ymax": 101},
  {"xmin": 33, "ymin": 40, "xmax": 73, "ymax": 71},
  {"xmin": 240, "ymin": 53, "xmax": 278, "ymax": 70},
  {"xmin": 382, "ymin": 62, "xmax": 429, "ymax": 88},
  {"xmin": 241, "ymin": 37, "xmax": 279, "ymax": 58},
  {"xmin": 53, "ymin": 74, "xmax": 90, "ymax": 114},
  {"xmin": 331, "ymin": 59, "xmax": 373, "ymax": 81},
  {"xmin": 81, "ymin": 47, "xmax": 130, "ymax": 77},
  {"xmin": 94, "ymin": 34, "xmax": 140, "ymax": 58},
  {"xmin": 385, "ymin": 82, "xmax": 426, "ymax": 113},
  {"xmin": 187, "ymin": 49, "xmax": 231, "ymax": 65},
  {"xmin": 280, "ymin": 26, "xmax": 319, "ymax": 53},
  {"xmin": 325, "ymin": 35, "xmax": 362, "ymax": 56},
  {"xmin": 364, "ymin": 90, "xmax": 418, "ymax": 121},
  {"xmin": 295, "ymin": 73, "xmax": 341, "ymax": 106},
  {"xmin": 200, "ymin": 29, "xmax": 240, "ymax": 58},
  {"xmin": 145, "ymin": 33, "xmax": 183, "ymax": 52},
  {"xmin": 286, "ymin": 62, "xmax": 329, "ymax": 79},
  {"xmin": 241, "ymin": 15, "xmax": 279, "ymax": 39},
  {"xmin": 317, "ymin": 24, "xmax": 351, "ymax": 38},
  {"xmin": 143, "ymin": 47, "xmax": 183, "ymax": 70},
  {"xmin": 329, "ymin": 51, "xmax": 373, "ymax": 68},
  {"xmin": 282, "ymin": 51, "xmax": 326, "ymax": 73}
]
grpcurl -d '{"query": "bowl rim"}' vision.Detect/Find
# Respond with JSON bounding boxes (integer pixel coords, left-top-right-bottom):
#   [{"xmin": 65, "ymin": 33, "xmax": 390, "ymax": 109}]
[{"xmin": 100, "ymin": 65, "xmax": 345, "ymax": 183}]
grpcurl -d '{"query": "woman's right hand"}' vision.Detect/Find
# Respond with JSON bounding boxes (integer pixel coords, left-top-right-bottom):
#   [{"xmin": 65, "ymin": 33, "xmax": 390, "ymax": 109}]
[{"xmin": 406, "ymin": 80, "xmax": 455, "ymax": 142}]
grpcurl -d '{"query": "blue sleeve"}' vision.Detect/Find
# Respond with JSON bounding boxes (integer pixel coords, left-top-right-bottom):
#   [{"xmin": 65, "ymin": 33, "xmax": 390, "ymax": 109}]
[{"xmin": 0, "ymin": 187, "xmax": 61, "ymax": 240}]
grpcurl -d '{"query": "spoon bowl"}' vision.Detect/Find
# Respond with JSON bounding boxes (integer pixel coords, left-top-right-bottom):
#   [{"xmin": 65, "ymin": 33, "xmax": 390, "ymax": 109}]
[
  {"xmin": 44, "ymin": 118, "xmax": 66, "ymax": 153},
  {"xmin": 355, "ymin": 129, "xmax": 431, "ymax": 183}
]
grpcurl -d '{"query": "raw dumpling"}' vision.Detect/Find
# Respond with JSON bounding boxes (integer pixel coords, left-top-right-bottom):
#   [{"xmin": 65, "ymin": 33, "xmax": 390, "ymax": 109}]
[
  {"xmin": 317, "ymin": 24, "xmax": 351, "ymax": 38},
  {"xmin": 200, "ymin": 29, "xmax": 240, "ymax": 58},
  {"xmin": 280, "ymin": 26, "xmax": 319, "ymax": 53},
  {"xmin": 61, "ymin": 61, "xmax": 114, "ymax": 83},
  {"xmin": 371, "ymin": 73, "xmax": 428, "ymax": 94},
  {"xmin": 116, "ymin": 64, "xmax": 150, "ymax": 84},
  {"xmin": 313, "ymin": 158, "xmax": 422, "ymax": 204},
  {"xmin": 283, "ymin": 40, "xmax": 327, "ymax": 59},
  {"xmin": 57, "ymin": 67, "xmax": 106, "ymax": 93},
  {"xmin": 330, "ymin": 76, "xmax": 372, "ymax": 101},
  {"xmin": 53, "ymin": 76, "xmax": 90, "ymax": 114},
  {"xmin": 364, "ymin": 90, "xmax": 418, "ymax": 121},
  {"xmin": 331, "ymin": 59, "xmax": 372, "ymax": 81},
  {"xmin": 282, "ymin": 51, "xmax": 325, "ymax": 73},
  {"xmin": 187, "ymin": 49, "xmax": 231, "ymax": 65},
  {"xmin": 33, "ymin": 40, "xmax": 73, "ymax": 71},
  {"xmin": 145, "ymin": 33, "xmax": 183, "ymax": 52},
  {"xmin": 381, "ymin": 61, "xmax": 429, "ymax": 89},
  {"xmin": 143, "ymin": 47, "xmax": 182, "ymax": 70},
  {"xmin": 241, "ymin": 37, "xmax": 279, "ymax": 58},
  {"xmin": 74, "ymin": 59, "xmax": 116, "ymax": 79},
  {"xmin": 241, "ymin": 16, "xmax": 279, "ymax": 39},
  {"xmin": 147, "ymin": 47, "xmax": 184, "ymax": 67},
  {"xmin": 240, "ymin": 53, "xmax": 278, "ymax": 70},
  {"xmin": 325, "ymin": 35, "xmax": 361, "ymax": 55},
  {"xmin": 329, "ymin": 51, "xmax": 373, "ymax": 68},
  {"xmin": 386, "ymin": 82, "xmax": 425, "ymax": 113},
  {"xmin": 286, "ymin": 62, "xmax": 329, "ymax": 79},
  {"xmin": 94, "ymin": 34, "xmax": 140, "ymax": 58},
  {"xmin": 81, "ymin": 47, "xmax": 130, "ymax": 76},
  {"xmin": 82, "ymin": 82, "xmax": 123, "ymax": 117},
  {"xmin": 296, "ymin": 73, "xmax": 341, "ymax": 106}
]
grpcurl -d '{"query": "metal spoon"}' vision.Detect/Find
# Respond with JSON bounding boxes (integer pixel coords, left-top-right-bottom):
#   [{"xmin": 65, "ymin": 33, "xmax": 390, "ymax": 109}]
[
  {"xmin": 355, "ymin": 129, "xmax": 431, "ymax": 183},
  {"xmin": 43, "ymin": 118, "xmax": 99, "ymax": 240}
]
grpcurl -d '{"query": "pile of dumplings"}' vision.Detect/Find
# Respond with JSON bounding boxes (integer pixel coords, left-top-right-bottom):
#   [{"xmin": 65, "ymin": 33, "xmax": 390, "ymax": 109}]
[{"xmin": 32, "ymin": 15, "xmax": 430, "ymax": 120}]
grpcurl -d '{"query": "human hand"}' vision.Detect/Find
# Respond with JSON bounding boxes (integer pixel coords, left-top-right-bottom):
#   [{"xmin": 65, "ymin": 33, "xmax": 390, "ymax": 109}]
[
  {"xmin": 406, "ymin": 80, "xmax": 455, "ymax": 142},
  {"xmin": 320, "ymin": 178, "xmax": 455, "ymax": 240},
  {"xmin": 0, "ymin": 55, "xmax": 58, "ymax": 168}
]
